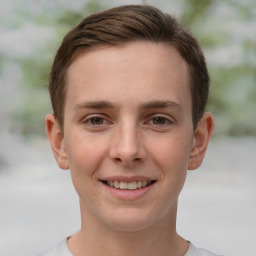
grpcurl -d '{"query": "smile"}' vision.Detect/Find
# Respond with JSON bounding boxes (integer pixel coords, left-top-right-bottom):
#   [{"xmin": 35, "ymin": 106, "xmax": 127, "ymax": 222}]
[{"xmin": 102, "ymin": 180, "xmax": 156, "ymax": 190}]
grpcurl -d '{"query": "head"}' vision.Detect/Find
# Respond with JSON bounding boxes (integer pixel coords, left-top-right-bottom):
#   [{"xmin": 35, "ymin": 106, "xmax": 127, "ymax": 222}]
[
  {"xmin": 46, "ymin": 5, "xmax": 214, "ymax": 233},
  {"xmin": 49, "ymin": 4, "xmax": 209, "ymax": 131}
]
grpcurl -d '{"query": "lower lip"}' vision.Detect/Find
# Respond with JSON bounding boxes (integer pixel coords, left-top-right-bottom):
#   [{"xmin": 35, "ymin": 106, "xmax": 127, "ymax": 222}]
[{"xmin": 101, "ymin": 182, "xmax": 156, "ymax": 200}]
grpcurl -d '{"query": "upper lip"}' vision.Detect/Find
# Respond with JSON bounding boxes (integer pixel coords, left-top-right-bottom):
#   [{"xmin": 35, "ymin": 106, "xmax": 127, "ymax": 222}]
[{"xmin": 100, "ymin": 175, "xmax": 156, "ymax": 182}]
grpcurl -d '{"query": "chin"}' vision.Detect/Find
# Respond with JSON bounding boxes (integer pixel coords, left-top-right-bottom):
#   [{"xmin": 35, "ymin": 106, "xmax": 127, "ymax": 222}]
[{"xmin": 103, "ymin": 207, "xmax": 161, "ymax": 232}]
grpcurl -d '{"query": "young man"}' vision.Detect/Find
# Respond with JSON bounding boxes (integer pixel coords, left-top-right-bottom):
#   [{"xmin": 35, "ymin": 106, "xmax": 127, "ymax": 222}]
[{"xmin": 42, "ymin": 4, "xmax": 218, "ymax": 256}]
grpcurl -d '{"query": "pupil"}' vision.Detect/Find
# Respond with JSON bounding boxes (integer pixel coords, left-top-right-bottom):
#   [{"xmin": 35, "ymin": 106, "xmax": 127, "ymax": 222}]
[
  {"xmin": 92, "ymin": 117, "xmax": 103, "ymax": 125},
  {"xmin": 153, "ymin": 117, "xmax": 165, "ymax": 125}
]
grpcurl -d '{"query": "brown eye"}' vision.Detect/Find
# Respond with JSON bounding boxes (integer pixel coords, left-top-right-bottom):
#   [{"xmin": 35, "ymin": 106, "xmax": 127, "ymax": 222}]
[
  {"xmin": 152, "ymin": 117, "xmax": 166, "ymax": 125},
  {"xmin": 90, "ymin": 117, "xmax": 104, "ymax": 125}
]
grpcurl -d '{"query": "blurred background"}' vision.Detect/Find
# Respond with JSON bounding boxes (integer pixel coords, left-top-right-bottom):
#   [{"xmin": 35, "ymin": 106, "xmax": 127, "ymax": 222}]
[{"xmin": 0, "ymin": 0, "xmax": 255, "ymax": 255}]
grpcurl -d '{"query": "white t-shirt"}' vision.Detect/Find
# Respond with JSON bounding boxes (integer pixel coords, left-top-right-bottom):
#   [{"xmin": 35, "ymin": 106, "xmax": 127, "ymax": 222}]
[{"xmin": 39, "ymin": 239, "xmax": 221, "ymax": 256}]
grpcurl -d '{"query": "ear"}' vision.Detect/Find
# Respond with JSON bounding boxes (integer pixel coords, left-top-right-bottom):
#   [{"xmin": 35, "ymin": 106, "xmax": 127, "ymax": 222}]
[
  {"xmin": 45, "ymin": 113, "xmax": 69, "ymax": 170},
  {"xmin": 188, "ymin": 112, "xmax": 214, "ymax": 170}
]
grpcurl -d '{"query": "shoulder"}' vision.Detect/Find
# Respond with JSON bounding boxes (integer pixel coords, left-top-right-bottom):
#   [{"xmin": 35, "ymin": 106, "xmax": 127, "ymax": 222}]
[
  {"xmin": 185, "ymin": 242, "xmax": 222, "ymax": 256},
  {"xmin": 38, "ymin": 239, "xmax": 72, "ymax": 256}
]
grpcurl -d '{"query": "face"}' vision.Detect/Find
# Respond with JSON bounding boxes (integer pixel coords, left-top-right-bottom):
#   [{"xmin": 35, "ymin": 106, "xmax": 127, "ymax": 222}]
[{"xmin": 47, "ymin": 41, "xmax": 212, "ymax": 232}]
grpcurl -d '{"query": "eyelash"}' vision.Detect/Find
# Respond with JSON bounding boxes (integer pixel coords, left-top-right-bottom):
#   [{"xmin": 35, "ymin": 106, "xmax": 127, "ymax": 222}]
[
  {"xmin": 82, "ymin": 114, "xmax": 173, "ymax": 128},
  {"xmin": 82, "ymin": 115, "xmax": 111, "ymax": 127},
  {"xmin": 146, "ymin": 115, "xmax": 173, "ymax": 126}
]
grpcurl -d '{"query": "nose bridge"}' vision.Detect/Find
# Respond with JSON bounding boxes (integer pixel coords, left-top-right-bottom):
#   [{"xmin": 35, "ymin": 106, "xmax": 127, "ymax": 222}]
[{"xmin": 110, "ymin": 118, "xmax": 145, "ymax": 165}]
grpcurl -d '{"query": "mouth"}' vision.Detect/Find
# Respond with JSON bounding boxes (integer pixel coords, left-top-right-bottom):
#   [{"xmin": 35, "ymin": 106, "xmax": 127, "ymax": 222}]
[{"xmin": 101, "ymin": 180, "xmax": 156, "ymax": 190}]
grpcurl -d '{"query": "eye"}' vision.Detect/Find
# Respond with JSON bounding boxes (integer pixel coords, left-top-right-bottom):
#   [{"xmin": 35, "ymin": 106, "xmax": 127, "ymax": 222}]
[
  {"xmin": 152, "ymin": 116, "xmax": 167, "ymax": 125},
  {"xmin": 82, "ymin": 115, "xmax": 110, "ymax": 127},
  {"xmin": 89, "ymin": 117, "xmax": 104, "ymax": 125},
  {"xmin": 145, "ymin": 114, "xmax": 174, "ymax": 129}
]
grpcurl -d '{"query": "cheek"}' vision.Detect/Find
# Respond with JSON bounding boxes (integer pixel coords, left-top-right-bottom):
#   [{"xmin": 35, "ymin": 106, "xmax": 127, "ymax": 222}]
[
  {"xmin": 149, "ymin": 134, "xmax": 192, "ymax": 173},
  {"xmin": 66, "ymin": 137, "xmax": 107, "ymax": 203},
  {"xmin": 66, "ymin": 132, "xmax": 108, "ymax": 172}
]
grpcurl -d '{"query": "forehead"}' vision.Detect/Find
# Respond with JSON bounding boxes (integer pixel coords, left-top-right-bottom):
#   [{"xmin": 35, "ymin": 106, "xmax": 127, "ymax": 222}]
[
  {"xmin": 65, "ymin": 41, "xmax": 191, "ymax": 112},
  {"xmin": 68, "ymin": 41, "xmax": 189, "ymax": 77}
]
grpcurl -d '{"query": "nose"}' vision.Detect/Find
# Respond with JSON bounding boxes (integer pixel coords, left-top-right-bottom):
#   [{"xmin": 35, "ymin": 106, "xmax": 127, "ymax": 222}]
[{"xmin": 109, "ymin": 122, "xmax": 147, "ymax": 167}]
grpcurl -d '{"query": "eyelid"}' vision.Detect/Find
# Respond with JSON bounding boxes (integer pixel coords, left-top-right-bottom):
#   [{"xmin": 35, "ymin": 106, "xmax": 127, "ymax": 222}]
[
  {"xmin": 82, "ymin": 114, "xmax": 112, "ymax": 126},
  {"xmin": 146, "ymin": 113, "xmax": 174, "ymax": 125}
]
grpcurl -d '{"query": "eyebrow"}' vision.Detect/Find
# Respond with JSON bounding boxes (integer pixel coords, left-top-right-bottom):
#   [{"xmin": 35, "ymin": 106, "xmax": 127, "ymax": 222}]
[
  {"xmin": 74, "ymin": 100, "xmax": 115, "ymax": 110},
  {"xmin": 139, "ymin": 100, "xmax": 182, "ymax": 110},
  {"xmin": 73, "ymin": 99, "xmax": 182, "ymax": 112}
]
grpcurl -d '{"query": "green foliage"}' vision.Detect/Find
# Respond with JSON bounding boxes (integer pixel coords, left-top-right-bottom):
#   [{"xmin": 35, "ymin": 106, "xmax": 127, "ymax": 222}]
[
  {"xmin": 180, "ymin": 0, "xmax": 256, "ymax": 136},
  {"xmin": 182, "ymin": 0, "xmax": 214, "ymax": 26},
  {"xmin": 11, "ymin": 89, "xmax": 51, "ymax": 135},
  {"xmin": 1, "ymin": 1, "xmax": 106, "ymax": 136},
  {"xmin": 18, "ymin": 58, "xmax": 50, "ymax": 90},
  {"xmin": 2, "ymin": 1, "xmax": 256, "ymax": 136},
  {"xmin": 208, "ymin": 66, "xmax": 256, "ymax": 135},
  {"xmin": 58, "ymin": 1, "xmax": 105, "ymax": 30}
]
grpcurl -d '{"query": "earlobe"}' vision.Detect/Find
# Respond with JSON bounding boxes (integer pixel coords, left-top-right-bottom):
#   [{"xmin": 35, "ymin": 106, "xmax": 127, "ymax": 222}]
[
  {"xmin": 188, "ymin": 112, "xmax": 214, "ymax": 170},
  {"xmin": 45, "ymin": 114, "xmax": 69, "ymax": 170}
]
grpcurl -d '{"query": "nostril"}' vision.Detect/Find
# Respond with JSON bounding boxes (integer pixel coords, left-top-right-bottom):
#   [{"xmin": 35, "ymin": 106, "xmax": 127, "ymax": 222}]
[{"xmin": 113, "ymin": 156, "xmax": 141, "ymax": 165}]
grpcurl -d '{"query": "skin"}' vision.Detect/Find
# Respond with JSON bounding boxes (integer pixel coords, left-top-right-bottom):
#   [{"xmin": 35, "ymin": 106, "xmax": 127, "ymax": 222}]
[{"xmin": 46, "ymin": 41, "xmax": 214, "ymax": 256}]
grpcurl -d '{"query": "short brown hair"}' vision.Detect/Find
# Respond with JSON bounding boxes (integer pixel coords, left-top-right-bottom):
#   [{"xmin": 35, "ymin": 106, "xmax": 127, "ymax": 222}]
[{"xmin": 49, "ymin": 5, "xmax": 209, "ymax": 129}]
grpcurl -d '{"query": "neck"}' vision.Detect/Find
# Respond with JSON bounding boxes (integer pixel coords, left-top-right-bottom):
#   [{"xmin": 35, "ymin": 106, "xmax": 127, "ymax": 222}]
[{"xmin": 68, "ymin": 202, "xmax": 188, "ymax": 256}]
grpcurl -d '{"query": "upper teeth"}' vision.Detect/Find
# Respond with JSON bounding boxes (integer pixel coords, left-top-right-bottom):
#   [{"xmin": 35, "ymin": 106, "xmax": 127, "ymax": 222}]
[{"xmin": 107, "ymin": 180, "xmax": 151, "ymax": 190}]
